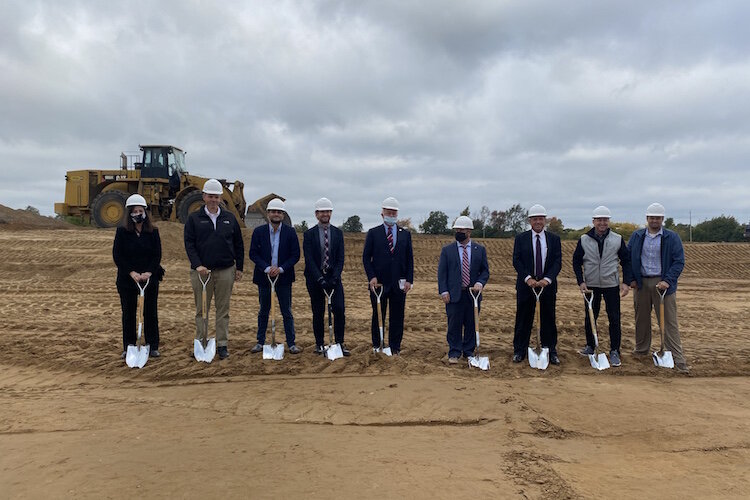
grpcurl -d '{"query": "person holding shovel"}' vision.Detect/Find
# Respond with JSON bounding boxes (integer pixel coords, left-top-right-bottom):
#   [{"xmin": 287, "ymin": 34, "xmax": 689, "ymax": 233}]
[
  {"xmin": 627, "ymin": 203, "xmax": 689, "ymax": 373},
  {"xmin": 511, "ymin": 205, "xmax": 562, "ymax": 365},
  {"xmin": 437, "ymin": 216, "xmax": 490, "ymax": 364},
  {"xmin": 184, "ymin": 179, "xmax": 244, "ymax": 360},
  {"xmin": 572, "ymin": 206, "xmax": 633, "ymax": 367},
  {"xmin": 113, "ymin": 194, "xmax": 164, "ymax": 359},
  {"xmin": 303, "ymin": 198, "xmax": 349, "ymax": 356},
  {"xmin": 362, "ymin": 197, "xmax": 414, "ymax": 355},
  {"xmin": 249, "ymin": 198, "xmax": 302, "ymax": 354}
]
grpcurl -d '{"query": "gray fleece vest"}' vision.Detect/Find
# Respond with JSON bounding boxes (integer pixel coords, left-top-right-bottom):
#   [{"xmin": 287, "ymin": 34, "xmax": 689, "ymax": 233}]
[{"xmin": 581, "ymin": 231, "xmax": 622, "ymax": 288}]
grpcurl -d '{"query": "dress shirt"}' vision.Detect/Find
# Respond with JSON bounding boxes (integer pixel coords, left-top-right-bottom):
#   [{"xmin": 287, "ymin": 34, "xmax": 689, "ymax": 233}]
[
  {"xmin": 641, "ymin": 228, "xmax": 663, "ymax": 276},
  {"xmin": 264, "ymin": 223, "xmax": 284, "ymax": 274},
  {"xmin": 204, "ymin": 206, "xmax": 221, "ymax": 229},
  {"xmin": 384, "ymin": 223, "xmax": 397, "ymax": 247},
  {"xmin": 525, "ymin": 229, "xmax": 551, "ymax": 284}
]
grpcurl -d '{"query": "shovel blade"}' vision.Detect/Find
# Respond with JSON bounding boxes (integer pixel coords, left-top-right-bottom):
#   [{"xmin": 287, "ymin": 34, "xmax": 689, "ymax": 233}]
[
  {"xmin": 652, "ymin": 350, "xmax": 674, "ymax": 368},
  {"xmin": 126, "ymin": 344, "xmax": 149, "ymax": 369},
  {"xmin": 468, "ymin": 355, "xmax": 490, "ymax": 370},
  {"xmin": 589, "ymin": 353, "xmax": 610, "ymax": 371},
  {"xmin": 325, "ymin": 344, "xmax": 344, "ymax": 361},
  {"xmin": 263, "ymin": 344, "xmax": 285, "ymax": 360},
  {"xmin": 528, "ymin": 347, "xmax": 549, "ymax": 370},
  {"xmin": 203, "ymin": 338, "xmax": 216, "ymax": 362},
  {"xmin": 193, "ymin": 339, "xmax": 206, "ymax": 362}
]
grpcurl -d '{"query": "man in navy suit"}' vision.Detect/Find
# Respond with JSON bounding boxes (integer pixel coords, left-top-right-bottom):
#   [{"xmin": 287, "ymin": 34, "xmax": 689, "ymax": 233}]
[
  {"xmin": 303, "ymin": 198, "xmax": 349, "ymax": 356},
  {"xmin": 512, "ymin": 204, "xmax": 562, "ymax": 365},
  {"xmin": 437, "ymin": 216, "xmax": 490, "ymax": 363},
  {"xmin": 362, "ymin": 197, "xmax": 414, "ymax": 354},
  {"xmin": 249, "ymin": 198, "xmax": 302, "ymax": 354}
]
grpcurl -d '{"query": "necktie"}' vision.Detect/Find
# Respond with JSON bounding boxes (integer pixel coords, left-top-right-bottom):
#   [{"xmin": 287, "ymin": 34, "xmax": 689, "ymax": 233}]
[
  {"xmin": 461, "ymin": 244, "xmax": 470, "ymax": 287},
  {"xmin": 387, "ymin": 225, "xmax": 394, "ymax": 254},
  {"xmin": 322, "ymin": 226, "xmax": 329, "ymax": 272},
  {"xmin": 535, "ymin": 234, "xmax": 543, "ymax": 280}
]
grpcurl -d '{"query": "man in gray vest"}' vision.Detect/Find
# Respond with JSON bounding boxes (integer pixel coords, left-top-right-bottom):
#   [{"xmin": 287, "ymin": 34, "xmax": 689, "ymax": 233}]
[{"xmin": 572, "ymin": 206, "xmax": 632, "ymax": 367}]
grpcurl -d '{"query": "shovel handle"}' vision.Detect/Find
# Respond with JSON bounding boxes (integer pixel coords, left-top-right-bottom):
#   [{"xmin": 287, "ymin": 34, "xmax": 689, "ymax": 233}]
[{"xmin": 534, "ymin": 288, "xmax": 542, "ymax": 349}]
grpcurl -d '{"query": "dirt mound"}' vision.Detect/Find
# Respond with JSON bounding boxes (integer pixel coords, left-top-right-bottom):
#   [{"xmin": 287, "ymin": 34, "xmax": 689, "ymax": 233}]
[{"xmin": 0, "ymin": 205, "xmax": 75, "ymax": 230}]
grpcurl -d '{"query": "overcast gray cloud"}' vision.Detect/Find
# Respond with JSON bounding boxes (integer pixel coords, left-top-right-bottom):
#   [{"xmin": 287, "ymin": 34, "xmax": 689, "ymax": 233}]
[{"xmin": 1, "ymin": 0, "xmax": 749, "ymax": 229}]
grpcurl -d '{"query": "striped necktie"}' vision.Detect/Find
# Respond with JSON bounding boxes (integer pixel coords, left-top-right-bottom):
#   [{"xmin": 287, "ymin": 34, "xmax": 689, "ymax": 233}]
[
  {"xmin": 461, "ymin": 244, "xmax": 470, "ymax": 287},
  {"xmin": 322, "ymin": 226, "xmax": 329, "ymax": 272},
  {"xmin": 387, "ymin": 225, "xmax": 394, "ymax": 254}
]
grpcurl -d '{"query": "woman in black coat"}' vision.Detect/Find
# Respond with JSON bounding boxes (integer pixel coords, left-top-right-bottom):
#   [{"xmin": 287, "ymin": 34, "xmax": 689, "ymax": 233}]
[{"xmin": 112, "ymin": 194, "xmax": 163, "ymax": 359}]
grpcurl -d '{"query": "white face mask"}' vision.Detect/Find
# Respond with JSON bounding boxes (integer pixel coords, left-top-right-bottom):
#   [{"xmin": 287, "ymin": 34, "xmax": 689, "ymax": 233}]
[{"xmin": 383, "ymin": 215, "xmax": 398, "ymax": 225}]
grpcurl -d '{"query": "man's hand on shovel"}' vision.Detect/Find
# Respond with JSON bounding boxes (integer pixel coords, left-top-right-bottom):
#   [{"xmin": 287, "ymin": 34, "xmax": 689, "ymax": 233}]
[
  {"xmin": 196, "ymin": 266, "xmax": 210, "ymax": 278},
  {"xmin": 656, "ymin": 281, "xmax": 669, "ymax": 291}
]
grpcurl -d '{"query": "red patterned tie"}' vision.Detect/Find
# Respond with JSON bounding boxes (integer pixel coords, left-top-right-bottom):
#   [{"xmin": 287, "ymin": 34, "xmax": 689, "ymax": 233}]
[
  {"xmin": 461, "ymin": 244, "xmax": 470, "ymax": 287},
  {"xmin": 322, "ymin": 226, "xmax": 329, "ymax": 272},
  {"xmin": 387, "ymin": 225, "xmax": 394, "ymax": 254}
]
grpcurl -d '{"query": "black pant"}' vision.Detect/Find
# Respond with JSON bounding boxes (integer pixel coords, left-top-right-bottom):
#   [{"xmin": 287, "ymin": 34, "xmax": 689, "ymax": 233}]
[
  {"xmin": 513, "ymin": 289, "xmax": 557, "ymax": 355},
  {"xmin": 445, "ymin": 290, "xmax": 479, "ymax": 358},
  {"xmin": 118, "ymin": 281, "xmax": 159, "ymax": 351},
  {"xmin": 307, "ymin": 281, "xmax": 345, "ymax": 347},
  {"xmin": 370, "ymin": 285, "xmax": 406, "ymax": 352},
  {"xmin": 584, "ymin": 286, "xmax": 621, "ymax": 352}
]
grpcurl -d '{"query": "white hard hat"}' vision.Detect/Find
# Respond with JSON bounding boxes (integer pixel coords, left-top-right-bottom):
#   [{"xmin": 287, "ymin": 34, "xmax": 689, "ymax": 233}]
[
  {"xmin": 452, "ymin": 215, "xmax": 474, "ymax": 229},
  {"xmin": 592, "ymin": 205, "xmax": 611, "ymax": 219},
  {"xmin": 382, "ymin": 197, "xmax": 399, "ymax": 210},
  {"xmin": 125, "ymin": 194, "xmax": 148, "ymax": 207},
  {"xmin": 202, "ymin": 179, "xmax": 223, "ymax": 195},
  {"xmin": 314, "ymin": 197, "xmax": 333, "ymax": 211},
  {"xmin": 646, "ymin": 202, "xmax": 665, "ymax": 217},
  {"xmin": 528, "ymin": 204, "xmax": 547, "ymax": 217},
  {"xmin": 267, "ymin": 198, "xmax": 286, "ymax": 212}
]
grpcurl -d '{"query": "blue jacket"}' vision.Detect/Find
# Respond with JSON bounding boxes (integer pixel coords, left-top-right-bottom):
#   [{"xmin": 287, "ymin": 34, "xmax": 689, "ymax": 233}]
[
  {"xmin": 627, "ymin": 228, "xmax": 684, "ymax": 294},
  {"xmin": 249, "ymin": 223, "xmax": 300, "ymax": 286},
  {"xmin": 362, "ymin": 224, "xmax": 414, "ymax": 292},
  {"xmin": 437, "ymin": 240, "xmax": 490, "ymax": 303}
]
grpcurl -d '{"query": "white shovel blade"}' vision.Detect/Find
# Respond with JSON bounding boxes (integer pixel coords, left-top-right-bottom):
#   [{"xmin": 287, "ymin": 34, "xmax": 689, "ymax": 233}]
[
  {"xmin": 589, "ymin": 353, "xmax": 610, "ymax": 370},
  {"xmin": 381, "ymin": 347, "xmax": 392, "ymax": 356},
  {"xmin": 126, "ymin": 344, "xmax": 149, "ymax": 369},
  {"xmin": 326, "ymin": 344, "xmax": 344, "ymax": 361},
  {"xmin": 203, "ymin": 338, "xmax": 216, "ymax": 363},
  {"xmin": 468, "ymin": 355, "xmax": 490, "ymax": 370},
  {"xmin": 652, "ymin": 350, "xmax": 674, "ymax": 368},
  {"xmin": 263, "ymin": 344, "xmax": 285, "ymax": 360},
  {"xmin": 193, "ymin": 339, "xmax": 206, "ymax": 362},
  {"xmin": 528, "ymin": 347, "xmax": 549, "ymax": 370}
]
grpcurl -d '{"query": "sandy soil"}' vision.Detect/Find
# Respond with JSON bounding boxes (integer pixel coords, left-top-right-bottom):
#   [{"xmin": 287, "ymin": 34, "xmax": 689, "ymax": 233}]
[{"xmin": 1, "ymin": 220, "xmax": 749, "ymax": 499}]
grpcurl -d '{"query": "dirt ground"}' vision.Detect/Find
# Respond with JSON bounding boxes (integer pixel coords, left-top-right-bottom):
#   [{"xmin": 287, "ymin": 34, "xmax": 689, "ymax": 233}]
[{"xmin": 1, "ymin": 219, "xmax": 749, "ymax": 499}]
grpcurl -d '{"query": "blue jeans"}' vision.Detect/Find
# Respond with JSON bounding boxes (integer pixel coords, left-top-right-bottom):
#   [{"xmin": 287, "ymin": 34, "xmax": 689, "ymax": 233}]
[{"xmin": 257, "ymin": 283, "xmax": 296, "ymax": 346}]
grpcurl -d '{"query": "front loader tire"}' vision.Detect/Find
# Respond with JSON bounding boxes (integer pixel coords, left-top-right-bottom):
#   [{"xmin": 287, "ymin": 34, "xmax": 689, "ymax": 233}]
[
  {"xmin": 91, "ymin": 190, "xmax": 129, "ymax": 228},
  {"xmin": 178, "ymin": 191, "xmax": 204, "ymax": 223}
]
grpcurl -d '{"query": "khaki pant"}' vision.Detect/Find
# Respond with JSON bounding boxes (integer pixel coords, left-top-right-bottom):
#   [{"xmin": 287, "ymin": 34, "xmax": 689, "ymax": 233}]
[
  {"xmin": 633, "ymin": 276, "xmax": 686, "ymax": 365},
  {"xmin": 190, "ymin": 265, "xmax": 235, "ymax": 347}
]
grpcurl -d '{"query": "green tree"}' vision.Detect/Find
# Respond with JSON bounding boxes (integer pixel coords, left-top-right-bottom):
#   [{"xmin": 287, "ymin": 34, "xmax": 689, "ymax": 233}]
[
  {"xmin": 693, "ymin": 215, "xmax": 744, "ymax": 242},
  {"xmin": 419, "ymin": 210, "xmax": 450, "ymax": 234},
  {"xmin": 294, "ymin": 220, "xmax": 308, "ymax": 233},
  {"xmin": 505, "ymin": 203, "xmax": 529, "ymax": 236},
  {"xmin": 547, "ymin": 217, "xmax": 564, "ymax": 235},
  {"xmin": 460, "ymin": 205, "xmax": 470, "ymax": 217},
  {"xmin": 397, "ymin": 217, "xmax": 415, "ymax": 232},
  {"xmin": 341, "ymin": 215, "xmax": 363, "ymax": 232}
]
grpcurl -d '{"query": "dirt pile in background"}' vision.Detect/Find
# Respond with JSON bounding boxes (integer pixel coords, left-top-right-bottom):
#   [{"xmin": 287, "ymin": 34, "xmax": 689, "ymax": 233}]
[{"xmin": 0, "ymin": 204, "xmax": 75, "ymax": 230}]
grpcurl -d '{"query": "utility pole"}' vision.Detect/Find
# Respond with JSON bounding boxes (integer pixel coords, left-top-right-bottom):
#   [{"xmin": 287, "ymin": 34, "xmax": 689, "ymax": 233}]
[{"xmin": 689, "ymin": 210, "xmax": 692, "ymax": 242}]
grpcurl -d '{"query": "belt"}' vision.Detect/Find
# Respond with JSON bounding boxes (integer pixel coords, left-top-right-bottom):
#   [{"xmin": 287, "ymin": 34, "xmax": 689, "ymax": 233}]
[{"xmin": 642, "ymin": 275, "xmax": 661, "ymax": 279}]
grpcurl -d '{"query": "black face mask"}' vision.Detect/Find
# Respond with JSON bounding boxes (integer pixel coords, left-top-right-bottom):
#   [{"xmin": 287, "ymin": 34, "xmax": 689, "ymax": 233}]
[
  {"xmin": 131, "ymin": 213, "xmax": 146, "ymax": 224},
  {"xmin": 455, "ymin": 231, "xmax": 468, "ymax": 243}
]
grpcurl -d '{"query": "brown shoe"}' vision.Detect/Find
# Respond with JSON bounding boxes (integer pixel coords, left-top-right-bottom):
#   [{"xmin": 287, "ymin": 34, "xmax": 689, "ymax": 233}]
[
  {"xmin": 675, "ymin": 363, "xmax": 690, "ymax": 374},
  {"xmin": 448, "ymin": 357, "xmax": 459, "ymax": 364}
]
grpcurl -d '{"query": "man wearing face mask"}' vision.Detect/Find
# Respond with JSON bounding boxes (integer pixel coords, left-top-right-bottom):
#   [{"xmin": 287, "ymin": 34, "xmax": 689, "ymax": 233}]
[
  {"xmin": 512, "ymin": 204, "xmax": 562, "ymax": 365},
  {"xmin": 362, "ymin": 197, "xmax": 414, "ymax": 355},
  {"xmin": 437, "ymin": 216, "xmax": 490, "ymax": 363},
  {"xmin": 184, "ymin": 179, "xmax": 244, "ymax": 360}
]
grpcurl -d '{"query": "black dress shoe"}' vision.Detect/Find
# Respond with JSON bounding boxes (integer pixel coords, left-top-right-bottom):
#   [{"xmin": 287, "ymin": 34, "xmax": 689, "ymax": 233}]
[
  {"xmin": 341, "ymin": 345, "xmax": 351, "ymax": 357},
  {"xmin": 121, "ymin": 351, "xmax": 126, "ymax": 359},
  {"xmin": 149, "ymin": 349, "xmax": 160, "ymax": 358},
  {"xmin": 218, "ymin": 346, "xmax": 229, "ymax": 359},
  {"xmin": 512, "ymin": 353, "xmax": 525, "ymax": 363},
  {"xmin": 549, "ymin": 354, "xmax": 560, "ymax": 365},
  {"xmin": 314, "ymin": 345, "xmax": 325, "ymax": 355},
  {"xmin": 250, "ymin": 343, "xmax": 263, "ymax": 353}
]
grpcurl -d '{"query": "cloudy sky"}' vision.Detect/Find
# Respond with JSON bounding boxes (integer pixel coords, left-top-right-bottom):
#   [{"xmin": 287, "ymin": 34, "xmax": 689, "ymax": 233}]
[{"xmin": 2, "ymin": 0, "xmax": 749, "ymax": 230}]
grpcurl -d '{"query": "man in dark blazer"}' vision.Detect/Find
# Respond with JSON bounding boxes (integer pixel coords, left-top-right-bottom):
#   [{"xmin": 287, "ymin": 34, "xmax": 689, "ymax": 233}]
[
  {"xmin": 303, "ymin": 198, "xmax": 349, "ymax": 355},
  {"xmin": 362, "ymin": 197, "xmax": 414, "ymax": 354},
  {"xmin": 249, "ymin": 198, "xmax": 302, "ymax": 354},
  {"xmin": 437, "ymin": 216, "xmax": 490, "ymax": 363},
  {"xmin": 512, "ymin": 204, "xmax": 563, "ymax": 365}
]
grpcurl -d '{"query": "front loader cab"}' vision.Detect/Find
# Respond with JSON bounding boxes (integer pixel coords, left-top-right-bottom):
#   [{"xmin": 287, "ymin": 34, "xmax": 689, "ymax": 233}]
[{"xmin": 139, "ymin": 145, "xmax": 186, "ymax": 180}]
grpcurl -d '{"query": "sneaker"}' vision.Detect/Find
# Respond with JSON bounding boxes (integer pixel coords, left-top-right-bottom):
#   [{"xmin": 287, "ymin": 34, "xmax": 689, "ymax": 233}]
[
  {"xmin": 149, "ymin": 349, "xmax": 161, "ymax": 358},
  {"xmin": 250, "ymin": 343, "xmax": 263, "ymax": 354},
  {"xmin": 314, "ymin": 345, "xmax": 325, "ymax": 355},
  {"xmin": 289, "ymin": 345, "xmax": 302, "ymax": 354},
  {"xmin": 448, "ymin": 357, "xmax": 459, "ymax": 364},
  {"xmin": 579, "ymin": 345, "xmax": 595, "ymax": 356},
  {"xmin": 341, "ymin": 345, "xmax": 351, "ymax": 357},
  {"xmin": 218, "ymin": 346, "xmax": 229, "ymax": 359},
  {"xmin": 609, "ymin": 350, "xmax": 621, "ymax": 367}
]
